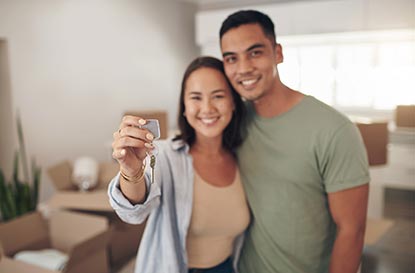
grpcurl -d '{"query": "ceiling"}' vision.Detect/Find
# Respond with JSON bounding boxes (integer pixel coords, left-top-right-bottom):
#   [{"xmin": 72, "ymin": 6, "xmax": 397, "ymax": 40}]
[{"xmin": 180, "ymin": 0, "xmax": 319, "ymax": 10}]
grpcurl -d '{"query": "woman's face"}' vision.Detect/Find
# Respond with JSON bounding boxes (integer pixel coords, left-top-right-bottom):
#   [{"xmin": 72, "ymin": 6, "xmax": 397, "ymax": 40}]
[{"xmin": 183, "ymin": 67, "xmax": 235, "ymax": 141}]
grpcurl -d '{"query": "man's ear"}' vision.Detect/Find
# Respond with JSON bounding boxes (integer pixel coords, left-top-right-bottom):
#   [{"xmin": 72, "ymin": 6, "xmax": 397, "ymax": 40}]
[{"xmin": 274, "ymin": 43, "xmax": 283, "ymax": 64}]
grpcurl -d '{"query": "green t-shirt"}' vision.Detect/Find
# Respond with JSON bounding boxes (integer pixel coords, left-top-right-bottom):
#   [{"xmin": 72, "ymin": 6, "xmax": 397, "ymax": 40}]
[{"xmin": 237, "ymin": 96, "xmax": 370, "ymax": 273}]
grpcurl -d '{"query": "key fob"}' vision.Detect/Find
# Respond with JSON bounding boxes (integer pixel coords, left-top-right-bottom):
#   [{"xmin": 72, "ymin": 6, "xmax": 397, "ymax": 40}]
[{"xmin": 141, "ymin": 119, "xmax": 160, "ymax": 140}]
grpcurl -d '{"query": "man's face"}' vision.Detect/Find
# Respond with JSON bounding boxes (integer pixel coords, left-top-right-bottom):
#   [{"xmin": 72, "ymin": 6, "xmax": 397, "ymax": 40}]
[{"xmin": 220, "ymin": 23, "xmax": 282, "ymax": 102}]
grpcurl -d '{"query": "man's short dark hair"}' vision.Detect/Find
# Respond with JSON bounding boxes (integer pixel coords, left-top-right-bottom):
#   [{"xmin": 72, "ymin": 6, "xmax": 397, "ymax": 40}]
[{"xmin": 219, "ymin": 10, "xmax": 276, "ymax": 44}]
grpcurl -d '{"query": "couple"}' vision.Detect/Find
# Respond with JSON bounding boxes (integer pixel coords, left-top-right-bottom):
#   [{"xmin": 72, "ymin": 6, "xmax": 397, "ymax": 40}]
[{"xmin": 108, "ymin": 10, "xmax": 370, "ymax": 273}]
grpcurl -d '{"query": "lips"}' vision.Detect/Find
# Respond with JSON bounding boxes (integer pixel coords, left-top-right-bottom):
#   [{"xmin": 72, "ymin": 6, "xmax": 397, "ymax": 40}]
[
  {"xmin": 238, "ymin": 76, "xmax": 260, "ymax": 89},
  {"xmin": 199, "ymin": 117, "xmax": 219, "ymax": 125}
]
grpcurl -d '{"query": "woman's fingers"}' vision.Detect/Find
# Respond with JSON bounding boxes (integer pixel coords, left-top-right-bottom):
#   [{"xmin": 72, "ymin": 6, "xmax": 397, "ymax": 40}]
[
  {"xmin": 112, "ymin": 128, "xmax": 155, "ymax": 161},
  {"xmin": 118, "ymin": 126, "xmax": 155, "ymax": 143},
  {"xmin": 112, "ymin": 148, "xmax": 126, "ymax": 160},
  {"xmin": 112, "ymin": 115, "xmax": 155, "ymax": 174},
  {"xmin": 119, "ymin": 115, "xmax": 147, "ymax": 132}
]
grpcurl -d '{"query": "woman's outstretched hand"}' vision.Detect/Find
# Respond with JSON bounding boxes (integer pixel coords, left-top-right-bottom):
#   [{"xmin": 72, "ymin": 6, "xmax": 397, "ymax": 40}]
[{"xmin": 112, "ymin": 115, "xmax": 155, "ymax": 177}]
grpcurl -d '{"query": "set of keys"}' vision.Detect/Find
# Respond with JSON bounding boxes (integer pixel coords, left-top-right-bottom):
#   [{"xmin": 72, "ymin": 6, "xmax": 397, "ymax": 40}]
[
  {"xmin": 148, "ymin": 153, "xmax": 156, "ymax": 184},
  {"xmin": 140, "ymin": 119, "xmax": 160, "ymax": 185}
]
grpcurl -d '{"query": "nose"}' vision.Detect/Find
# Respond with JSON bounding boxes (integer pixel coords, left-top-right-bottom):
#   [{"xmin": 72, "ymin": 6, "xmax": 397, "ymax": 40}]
[
  {"xmin": 201, "ymin": 98, "xmax": 215, "ymax": 113},
  {"xmin": 237, "ymin": 57, "xmax": 254, "ymax": 75}
]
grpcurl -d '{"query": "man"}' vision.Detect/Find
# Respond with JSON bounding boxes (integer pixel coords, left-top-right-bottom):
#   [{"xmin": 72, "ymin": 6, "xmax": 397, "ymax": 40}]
[{"xmin": 219, "ymin": 10, "xmax": 370, "ymax": 273}]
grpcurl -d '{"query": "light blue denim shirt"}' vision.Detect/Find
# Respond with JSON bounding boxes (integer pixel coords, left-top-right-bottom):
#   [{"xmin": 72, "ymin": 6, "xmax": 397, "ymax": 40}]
[{"xmin": 108, "ymin": 138, "xmax": 244, "ymax": 273}]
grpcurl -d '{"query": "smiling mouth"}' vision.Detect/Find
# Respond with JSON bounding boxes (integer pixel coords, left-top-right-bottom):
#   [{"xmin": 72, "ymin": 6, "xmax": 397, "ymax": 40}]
[
  {"xmin": 239, "ymin": 77, "xmax": 260, "ymax": 88},
  {"xmin": 200, "ymin": 117, "xmax": 219, "ymax": 125}
]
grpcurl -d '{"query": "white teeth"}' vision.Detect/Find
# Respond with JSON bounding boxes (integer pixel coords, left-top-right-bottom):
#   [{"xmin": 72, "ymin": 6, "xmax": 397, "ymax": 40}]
[
  {"xmin": 201, "ymin": 118, "xmax": 217, "ymax": 124},
  {"xmin": 241, "ymin": 79, "xmax": 257, "ymax": 86}
]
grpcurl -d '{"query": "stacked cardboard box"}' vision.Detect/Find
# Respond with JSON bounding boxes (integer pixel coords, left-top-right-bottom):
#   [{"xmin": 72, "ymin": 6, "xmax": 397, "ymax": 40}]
[
  {"xmin": 395, "ymin": 105, "xmax": 415, "ymax": 128},
  {"xmin": 355, "ymin": 120, "xmax": 389, "ymax": 166},
  {"xmin": 47, "ymin": 160, "xmax": 145, "ymax": 269},
  {"xmin": 0, "ymin": 210, "xmax": 109, "ymax": 273}
]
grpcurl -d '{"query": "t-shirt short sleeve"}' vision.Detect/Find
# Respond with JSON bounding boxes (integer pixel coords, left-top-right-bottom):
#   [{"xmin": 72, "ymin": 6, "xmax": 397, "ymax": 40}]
[{"xmin": 320, "ymin": 121, "xmax": 370, "ymax": 193}]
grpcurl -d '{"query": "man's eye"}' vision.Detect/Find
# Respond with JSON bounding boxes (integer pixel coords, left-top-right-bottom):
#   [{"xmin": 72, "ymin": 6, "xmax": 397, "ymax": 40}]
[
  {"xmin": 250, "ymin": 50, "xmax": 262, "ymax": 57},
  {"xmin": 213, "ymin": 95, "xmax": 225, "ymax": 99},
  {"xmin": 225, "ymin": 56, "xmax": 237, "ymax": 64}
]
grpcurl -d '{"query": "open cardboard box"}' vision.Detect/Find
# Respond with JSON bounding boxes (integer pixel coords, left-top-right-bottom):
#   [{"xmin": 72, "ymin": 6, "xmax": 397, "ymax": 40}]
[
  {"xmin": 47, "ymin": 161, "xmax": 119, "ymax": 211},
  {"xmin": 0, "ymin": 210, "xmax": 109, "ymax": 273},
  {"xmin": 46, "ymin": 160, "xmax": 145, "ymax": 268}
]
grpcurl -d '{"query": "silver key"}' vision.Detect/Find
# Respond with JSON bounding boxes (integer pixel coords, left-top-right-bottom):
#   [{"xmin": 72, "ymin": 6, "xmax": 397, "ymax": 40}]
[{"xmin": 150, "ymin": 154, "xmax": 156, "ymax": 184}]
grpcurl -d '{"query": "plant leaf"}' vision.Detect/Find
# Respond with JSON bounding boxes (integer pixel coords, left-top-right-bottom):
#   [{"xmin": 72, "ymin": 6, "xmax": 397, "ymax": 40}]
[{"xmin": 16, "ymin": 112, "xmax": 30, "ymax": 183}]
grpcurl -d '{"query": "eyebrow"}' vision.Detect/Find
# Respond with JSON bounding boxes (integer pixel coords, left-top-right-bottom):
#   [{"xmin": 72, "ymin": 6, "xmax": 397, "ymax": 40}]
[
  {"xmin": 247, "ymin": 43, "xmax": 265, "ymax": 51},
  {"xmin": 222, "ymin": 43, "xmax": 265, "ymax": 57},
  {"xmin": 187, "ymin": 89, "xmax": 226, "ymax": 95}
]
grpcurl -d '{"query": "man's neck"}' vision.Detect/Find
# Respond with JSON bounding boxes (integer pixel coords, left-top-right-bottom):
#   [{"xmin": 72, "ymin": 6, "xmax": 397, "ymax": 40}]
[{"xmin": 253, "ymin": 81, "xmax": 304, "ymax": 118}]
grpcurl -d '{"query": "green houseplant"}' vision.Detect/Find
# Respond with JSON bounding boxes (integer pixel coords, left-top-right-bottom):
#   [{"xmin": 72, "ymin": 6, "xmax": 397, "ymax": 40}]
[{"xmin": 0, "ymin": 114, "xmax": 41, "ymax": 222}]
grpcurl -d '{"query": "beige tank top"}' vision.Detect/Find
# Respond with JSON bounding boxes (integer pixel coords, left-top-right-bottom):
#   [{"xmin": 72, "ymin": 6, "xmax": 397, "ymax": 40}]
[{"xmin": 186, "ymin": 169, "xmax": 250, "ymax": 268}]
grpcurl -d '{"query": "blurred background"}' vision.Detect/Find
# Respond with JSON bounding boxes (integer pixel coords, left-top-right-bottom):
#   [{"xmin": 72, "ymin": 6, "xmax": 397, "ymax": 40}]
[{"xmin": 0, "ymin": 0, "xmax": 414, "ymax": 272}]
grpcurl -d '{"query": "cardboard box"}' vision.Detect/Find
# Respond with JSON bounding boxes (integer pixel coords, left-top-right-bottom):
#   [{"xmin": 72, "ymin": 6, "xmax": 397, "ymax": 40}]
[
  {"xmin": 355, "ymin": 121, "xmax": 389, "ymax": 166},
  {"xmin": 46, "ymin": 161, "xmax": 145, "ymax": 268},
  {"xmin": 364, "ymin": 218, "xmax": 394, "ymax": 246},
  {"xmin": 123, "ymin": 110, "xmax": 168, "ymax": 139},
  {"xmin": 0, "ymin": 210, "xmax": 109, "ymax": 273},
  {"xmin": 77, "ymin": 211, "xmax": 146, "ymax": 269},
  {"xmin": 395, "ymin": 105, "xmax": 415, "ymax": 128}
]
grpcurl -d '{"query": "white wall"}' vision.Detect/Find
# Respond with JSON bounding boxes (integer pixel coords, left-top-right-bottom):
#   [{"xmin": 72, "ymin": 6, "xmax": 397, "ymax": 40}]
[
  {"xmin": 0, "ymin": 0, "xmax": 199, "ymax": 201},
  {"xmin": 196, "ymin": 0, "xmax": 415, "ymax": 56},
  {"xmin": 0, "ymin": 40, "xmax": 14, "ymax": 180}
]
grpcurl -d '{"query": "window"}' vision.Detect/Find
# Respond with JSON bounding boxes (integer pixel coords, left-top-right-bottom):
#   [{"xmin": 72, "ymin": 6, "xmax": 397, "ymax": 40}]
[{"xmin": 279, "ymin": 30, "xmax": 415, "ymax": 114}]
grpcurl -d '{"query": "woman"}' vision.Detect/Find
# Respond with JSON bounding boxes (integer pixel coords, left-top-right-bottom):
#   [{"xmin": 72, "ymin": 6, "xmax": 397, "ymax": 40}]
[{"xmin": 108, "ymin": 56, "xmax": 249, "ymax": 273}]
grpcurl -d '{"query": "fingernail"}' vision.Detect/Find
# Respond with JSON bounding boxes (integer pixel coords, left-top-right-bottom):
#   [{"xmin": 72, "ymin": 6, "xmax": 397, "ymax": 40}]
[
  {"xmin": 146, "ymin": 133, "xmax": 154, "ymax": 140},
  {"xmin": 138, "ymin": 119, "xmax": 146, "ymax": 126},
  {"xmin": 144, "ymin": 143, "xmax": 153, "ymax": 148},
  {"xmin": 120, "ymin": 149, "xmax": 126, "ymax": 156}
]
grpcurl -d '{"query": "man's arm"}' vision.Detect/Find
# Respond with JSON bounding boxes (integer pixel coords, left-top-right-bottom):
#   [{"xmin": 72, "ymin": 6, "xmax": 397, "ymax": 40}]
[{"xmin": 328, "ymin": 183, "xmax": 369, "ymax": 273}]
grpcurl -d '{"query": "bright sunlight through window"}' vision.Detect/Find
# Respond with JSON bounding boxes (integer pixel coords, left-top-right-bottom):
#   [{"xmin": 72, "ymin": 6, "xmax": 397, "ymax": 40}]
[{"xmin": 279, "ymin": 30, "xmax": 415, "ymax": 112}]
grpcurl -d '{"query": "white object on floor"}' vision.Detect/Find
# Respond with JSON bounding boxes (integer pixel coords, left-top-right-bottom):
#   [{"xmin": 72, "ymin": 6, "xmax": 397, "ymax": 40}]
[
  {"xmin": 14, "ymin": 249, "xmax": 68, "ymax": 271},
  {"xmin": 72, "ymin": 156, "xmax": 99, "ymax": 191}
]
